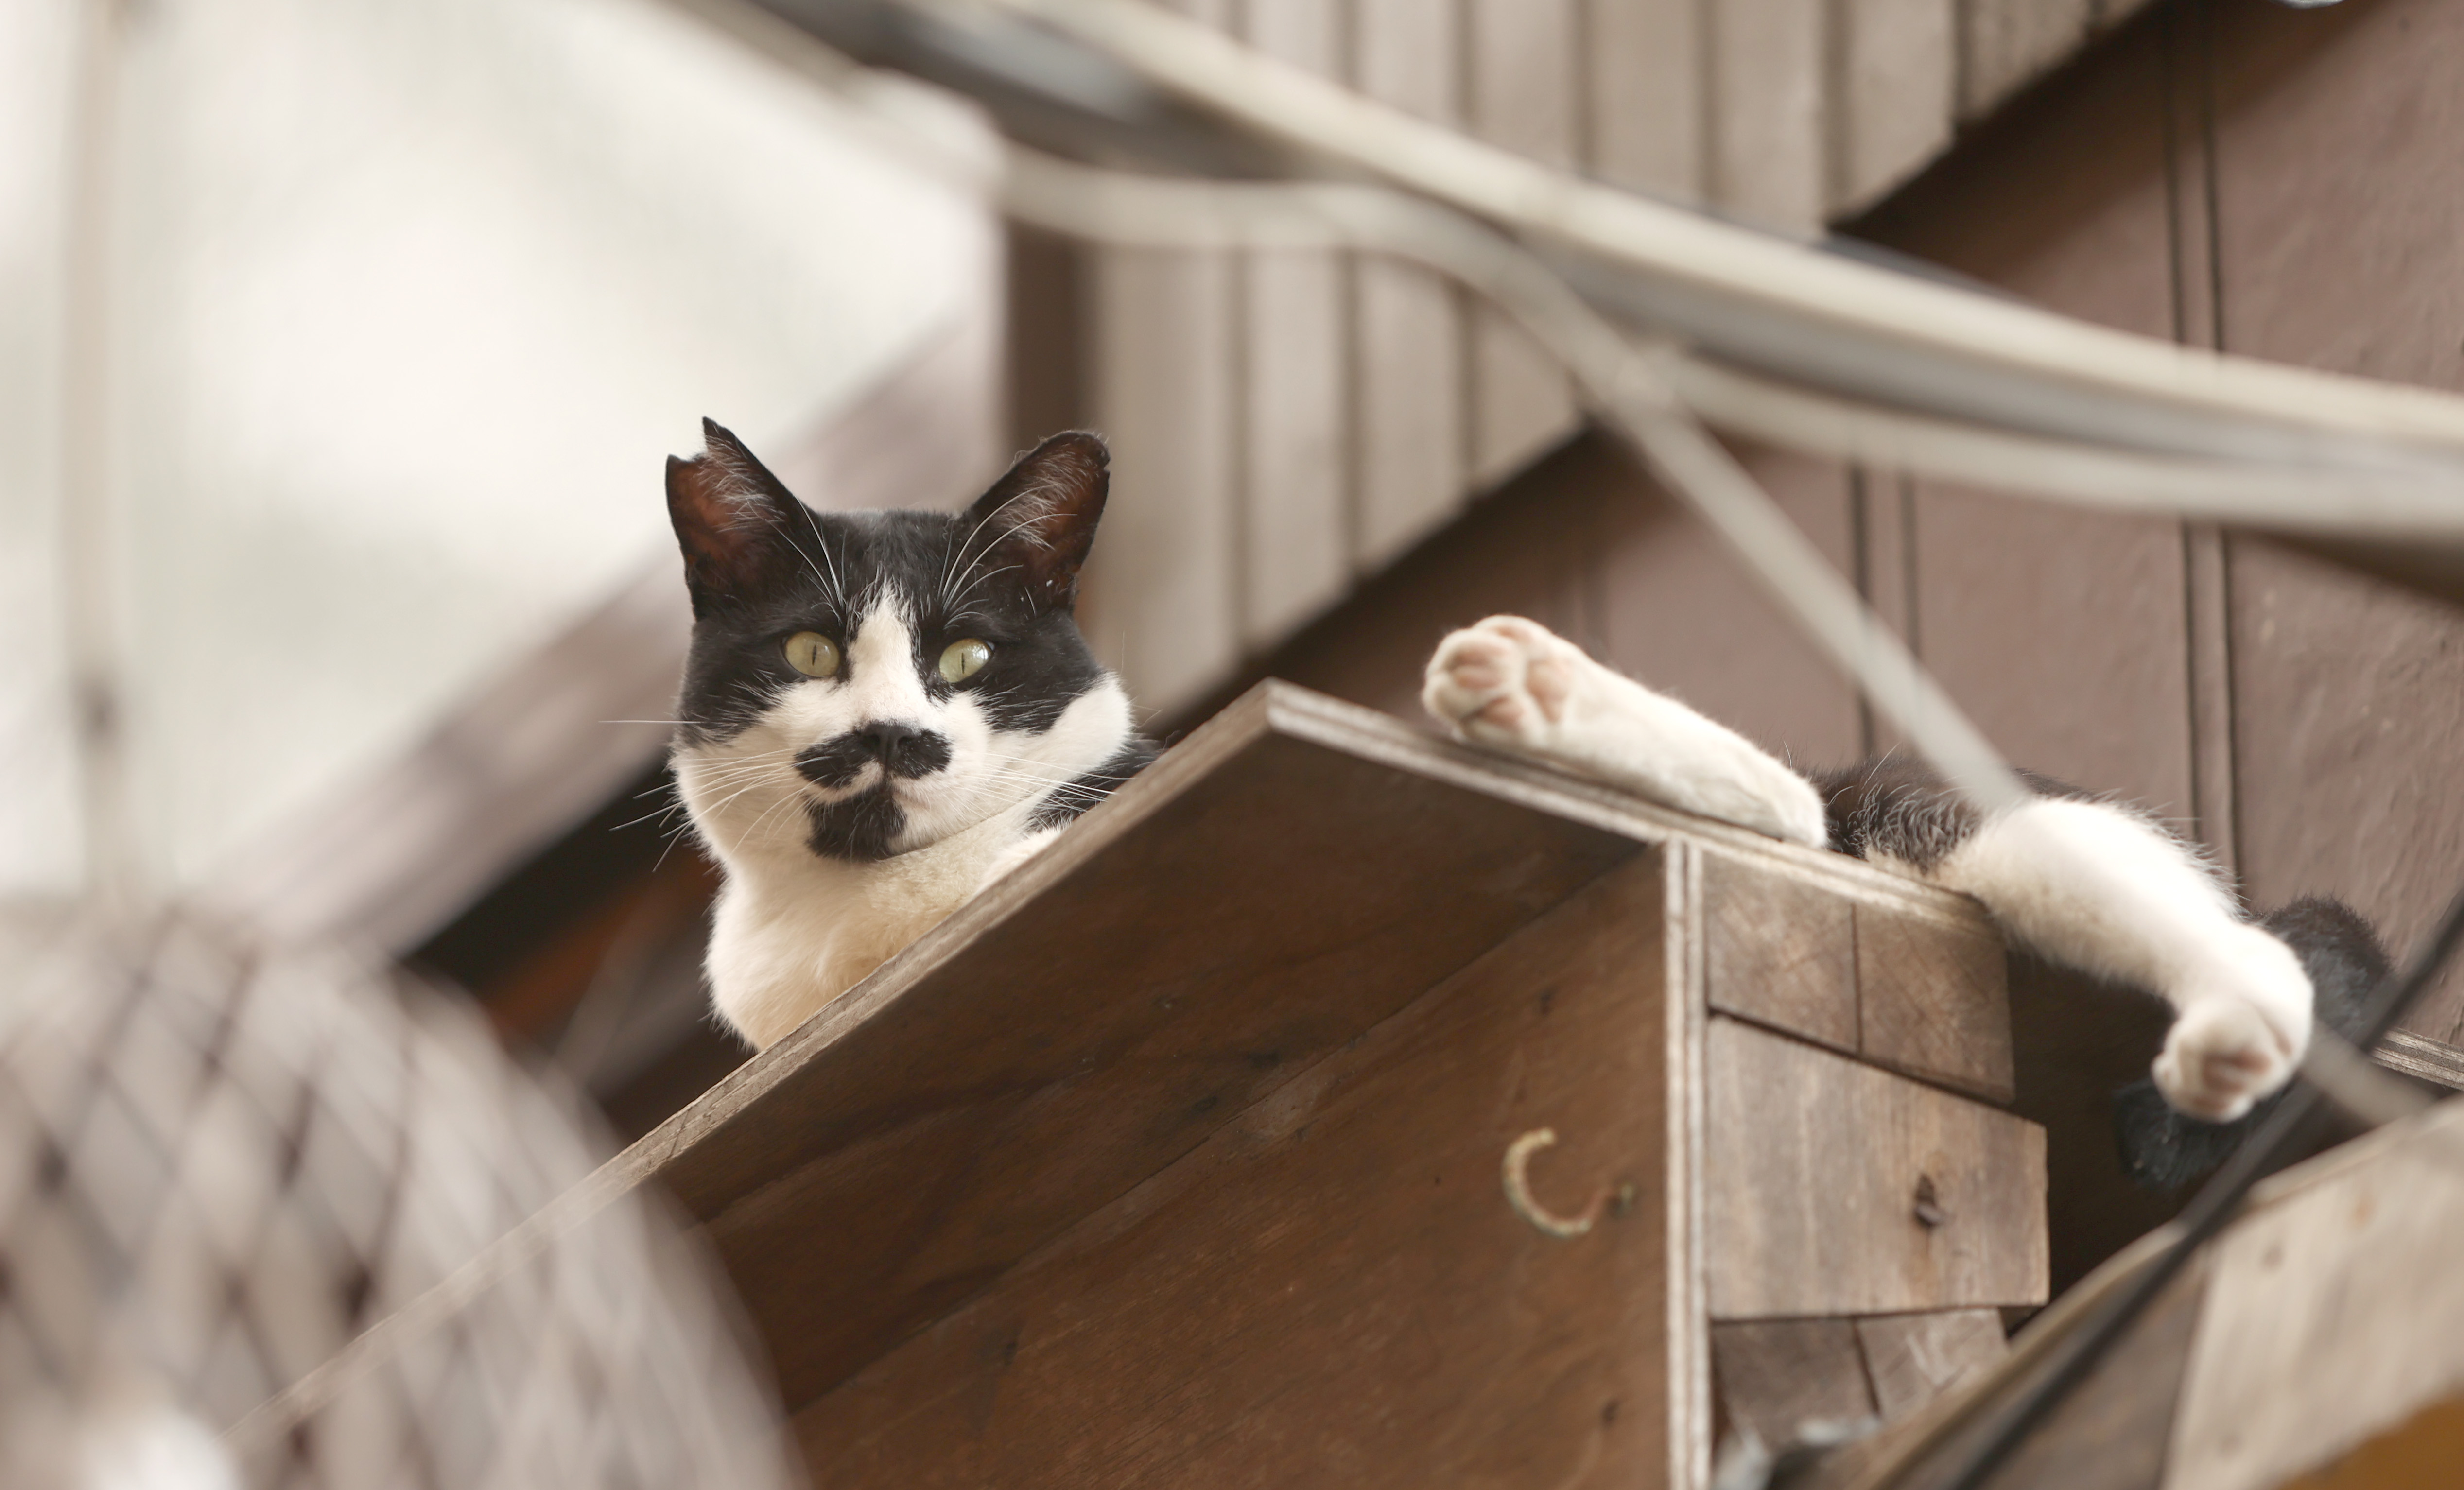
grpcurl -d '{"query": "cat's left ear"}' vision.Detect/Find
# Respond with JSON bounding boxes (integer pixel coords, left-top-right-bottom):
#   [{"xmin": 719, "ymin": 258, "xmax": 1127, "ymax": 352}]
[
  {"xmin": 666, "ymin": 418, "xmax": 810, "ymax": 616},
  {"xmin": 956, "ymin": 431, "xmax": 1110, "ymax": 610}
]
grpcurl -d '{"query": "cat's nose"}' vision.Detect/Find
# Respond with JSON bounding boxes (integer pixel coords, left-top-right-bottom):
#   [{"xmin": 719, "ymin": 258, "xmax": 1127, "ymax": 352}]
[
  {"xmin": 857, "ymin": 720, "xmax": 917, "ymax": 759},
  {"xmin": 856, "ymin": 720, "xmax": 953, "ymax": 778}
]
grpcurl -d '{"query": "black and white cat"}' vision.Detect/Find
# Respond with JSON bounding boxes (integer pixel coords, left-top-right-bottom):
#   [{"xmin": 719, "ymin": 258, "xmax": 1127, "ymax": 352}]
[
  {"xmin": 665, "ymin": 419, "xmax": 2344, "ymax": 1132},
  {"xmin": 1422, "ymin": 615, "xmax": 2330, "ymax": 1123},
  {"xmin": 665, "ymin": 421, "xmax": 1153, "ymax": 1048}
]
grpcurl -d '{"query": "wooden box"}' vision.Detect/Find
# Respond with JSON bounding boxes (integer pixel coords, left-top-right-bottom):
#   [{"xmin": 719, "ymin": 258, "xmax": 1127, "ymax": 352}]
[{"xmin": 625, "ymin": 683, "xmax": 2048, "ymax": 1488}]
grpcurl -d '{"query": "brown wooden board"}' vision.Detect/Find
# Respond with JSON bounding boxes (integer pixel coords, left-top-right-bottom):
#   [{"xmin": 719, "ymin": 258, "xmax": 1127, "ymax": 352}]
[
  {"xmin": 1857, "ymin": 903, "xmax": 2015, "ymax": 1102},
  {"xmin": 1705, "ymin": 851, "xmax": 1859, "ymax": 1053},
  {"xmin": 1705, "ymin": 1018, "xmax": 2047, "ymax": 1319},
  {"xmin": 1713, "ymin": 1318, "xmax": 1877, "ymax": 1446},
  {"xmin": 618, "ymin": 684, "xmax": 2005, "ymax": 1417},
  {"xmin": 793, "ymin": 857, "xmax": 1678, "ymax": 1488},
  {"xmin": 1855, "ymin": 1308, "xmax": 2007, "ymax": 1422}
]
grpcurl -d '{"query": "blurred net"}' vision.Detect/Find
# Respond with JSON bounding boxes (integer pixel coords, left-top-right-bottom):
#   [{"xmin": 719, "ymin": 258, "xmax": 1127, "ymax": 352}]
[{"xmin": 0, "ymin": 906, "xmax": 798, "ymax": 1490}]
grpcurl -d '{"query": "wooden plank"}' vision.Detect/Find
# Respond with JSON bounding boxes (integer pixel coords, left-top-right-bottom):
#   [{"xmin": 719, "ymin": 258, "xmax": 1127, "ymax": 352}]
[
  {"xmin": 1833, "ymin": 0, "xmax": 1956, "ymax": 213},
  {"xmin": 1350, "ymin": 0, "xmax": 1464, "ymax": 566},
  {"xmin": 1465, "ymin": 0, "xmax": 1578, "ymax": 489},
  {"xmin": 1238, "ymin": 0, "xmax": 1349, "ymax": 647},
  {"xmin": 1713, "ymin": 1319, "xmax": 1877, "ymax": 1446},
  {"xmin": 1818, "ymin": 1249, "xmax": 2206, "ymax": 1490},
  {"xmin": 2205, "ymin": 0, "xmax": 2464, "ymax": 1041},
  {"xmin": 1958, "ymin": 0, "xmax": 2092, "ymax": 122},
  {"xmin": 2169, "ymin": 1104, "xmax": 2464, "ymax": 1490},
  {"xmin": 1586, "ymin": 0, "xmax": 1704, "ymax": 203},
  {"xmin": 1704, "ymin": 1017, "xmax": 2046, "ymax": 1319},
  {"xmin": 1855, "ymin": 1308, "xmax": 2006, "ymax": 1421},
  {"xmin": 652, "ymin": 689, "xmax": 1640, "ymax": 1407},
  {"xmin": 1082, "ymin": 244, "xmax": 1239, "ymax": 716},
  {"xmin": 793, "ymin": 858, "xmax": 1676, "ymax": 1487},
  {"xmin": 1856, "ymin": 902, "xmax": 2013, "ymax": 1102},
  {"xmin": 1709, "ymin": 0, "xmax": 1829, "ymax": 231},
  {"xmin": 1703, "ymin": 850, "xmax": 1857, "ymax": 1052}
]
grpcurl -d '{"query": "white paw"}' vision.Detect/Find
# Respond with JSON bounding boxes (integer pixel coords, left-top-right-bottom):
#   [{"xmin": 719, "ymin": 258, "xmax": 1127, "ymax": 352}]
[
  {"xmin": 2153, "ymin": 927, "xmax": 2313, "ymax": 1121},
  {"xmin": 975, "ymin": 827, "xmax": 1060, "ymax": 895},
  {"xmin": 1423, "ymin": 616, "xmax": 1586, "ymax": 750}
]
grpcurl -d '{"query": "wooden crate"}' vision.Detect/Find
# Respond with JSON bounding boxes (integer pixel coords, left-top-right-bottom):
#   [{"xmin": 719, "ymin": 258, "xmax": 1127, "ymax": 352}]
[{"xmin": 622, "ymin": 682, "xmax": 2047, "ymax": 1488}]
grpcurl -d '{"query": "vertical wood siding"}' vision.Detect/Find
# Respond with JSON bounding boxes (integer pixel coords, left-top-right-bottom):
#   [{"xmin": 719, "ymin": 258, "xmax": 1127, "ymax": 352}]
[
  {"xmin": 1078, "ymin": 0, "xmax": 2133, "ymax": 718},
  {"xmin": 1218, "ymin": 0, "xmax": 2464, "ymax": 1043}
]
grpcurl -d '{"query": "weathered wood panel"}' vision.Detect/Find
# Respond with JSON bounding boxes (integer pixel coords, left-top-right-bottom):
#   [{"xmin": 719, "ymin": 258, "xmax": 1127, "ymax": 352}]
[
  {"xmin": 1704, "ymin": 851, "xmax": 1859, "ymax": 1053},
  {"xmin": 1713, "ymin": 1318, "xmax": 1876, "ymax": 1444},
  {"xmin": 1083, "ymin": 245, "xmax": 1239, "ymax": 716},
  {"xmin": 1709, "ymin": 0, "xmax": 1829, "ymax": 230},
  {"xmin": 1857, "ymin": 901, "xmax": 2014, "ymax": 1102},
  {"xmin": 1855, "ymin": 1308, "xmax": 2006, "ymax": 1421},
  {"xmin": 2206, "ymin": 0, "xmax": 2464, "ymax": 1040},
  {"xmin": 1238, "ymin": 0, "xmax": 1350, "ymax": 647},
  {"xmin": 794, "ymin": 858, "xmax": 1675, "ymax": 1488},
  {"xmin": 1958, "ymin": 0, "xmax": 2090, "ymax": 121},
  {"xmin": 1586, "ymin": 0, "xmax": 1703, "ymax": 202},
  {"xmin": 656, "ymin": 688, "xmax": 1642, "ymax": 1407},
  {"xmin": 1834, "ymin": 0, "xmax": 1957, "ymax": 212},
  {"xmin": 1350, "ymin": 0, "xmax": 1465, "ymax": 567},
  {"xmin": 2169, "ymin": 1080, "xmax": 2464, "ymax": 1490},
  {"xmin": 1466, "ymin": 0, "xmax": 1579, "ymax": 488},
  {"xmin": 1704, "ymin": 1017, "xmax": 2047, "ymax": 1319}
]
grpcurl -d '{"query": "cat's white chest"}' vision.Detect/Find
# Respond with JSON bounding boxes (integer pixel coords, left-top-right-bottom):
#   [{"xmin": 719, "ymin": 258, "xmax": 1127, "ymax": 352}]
[{"xmin": 705, "ymin": 804, "xmax": 1045, "ymax": 1049}]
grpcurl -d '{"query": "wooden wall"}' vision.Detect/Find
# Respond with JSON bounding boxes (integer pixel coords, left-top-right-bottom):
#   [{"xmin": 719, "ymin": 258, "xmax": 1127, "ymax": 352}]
[
  {"xmin": 1061, "ymin": 0, "xmax": 2156, "ymax": 721},
  {"xmin": 1169, "ymin": 0, "xmax": 2464, "ymax": 1041}
]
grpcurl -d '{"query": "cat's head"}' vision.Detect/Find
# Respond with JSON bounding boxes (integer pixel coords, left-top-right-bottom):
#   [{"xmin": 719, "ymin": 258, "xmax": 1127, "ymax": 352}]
[{"xmin": 665, "ymin": 420, "xmax": 1134, "ymax": 866}]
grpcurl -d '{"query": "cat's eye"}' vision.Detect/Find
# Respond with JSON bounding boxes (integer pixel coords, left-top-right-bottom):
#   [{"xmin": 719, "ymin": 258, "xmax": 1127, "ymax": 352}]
[
  {"xmin": 784, "ymin": 631, "xmax": 840, "ymax": 677},
  {"xmin": 939, "ymin": 638, "xmax": 992, "ymax": 684}
]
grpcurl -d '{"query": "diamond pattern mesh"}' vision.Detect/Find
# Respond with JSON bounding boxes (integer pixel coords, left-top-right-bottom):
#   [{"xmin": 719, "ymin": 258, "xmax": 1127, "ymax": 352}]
[{"xmin": 0, "ymin": 910, "xmax": 797, "ymax": 1489}]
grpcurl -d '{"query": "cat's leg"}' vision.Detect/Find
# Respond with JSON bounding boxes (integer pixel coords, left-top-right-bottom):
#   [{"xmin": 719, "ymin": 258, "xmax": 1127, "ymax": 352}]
[
  {"xmin": 1830, "ymin": 762, "xmax": 2313, "ymax": 1120},
  {"xmin": 1423, "ymin": 615, "xmax": 1827, "ymax": 847}
]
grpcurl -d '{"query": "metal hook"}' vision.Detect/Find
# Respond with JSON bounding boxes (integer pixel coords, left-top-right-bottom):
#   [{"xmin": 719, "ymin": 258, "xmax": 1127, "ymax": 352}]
[{"xmin": 1502, "ymin": 1127, "xmax": 1609, "ymax": 1240}]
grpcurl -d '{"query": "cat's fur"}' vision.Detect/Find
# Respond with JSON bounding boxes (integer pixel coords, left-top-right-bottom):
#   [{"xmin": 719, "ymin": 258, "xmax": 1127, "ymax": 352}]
[
  {"xmin": 1424, "ymin": 614, "xmax": 2343, "ymax": 1122},
  {"xmin": 666, "ymin": 421, "xmax": 1153, "ymax": 1049}
]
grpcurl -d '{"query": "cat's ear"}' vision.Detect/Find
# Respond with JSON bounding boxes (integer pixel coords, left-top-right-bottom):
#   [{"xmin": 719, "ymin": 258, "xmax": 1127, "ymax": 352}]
[
  {"xmin": 666, "ymin": 418, "xmax": 809, "ymax": 614},
  {"xmin": 956, "ymin": 431, "xmax": 1110, "ymax": 610}
]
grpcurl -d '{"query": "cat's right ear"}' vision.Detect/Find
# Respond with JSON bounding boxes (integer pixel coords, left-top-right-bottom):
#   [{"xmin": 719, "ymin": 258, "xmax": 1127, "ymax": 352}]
[{"xmin": 666, "ymin": 418, "xmax": 808, "ymax": 615}]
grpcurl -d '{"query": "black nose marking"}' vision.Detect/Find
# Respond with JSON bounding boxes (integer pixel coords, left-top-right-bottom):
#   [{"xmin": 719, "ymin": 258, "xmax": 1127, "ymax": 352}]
[{"xmin": 798, "ymin": 720, "xmax": 953, "ymax": 787}]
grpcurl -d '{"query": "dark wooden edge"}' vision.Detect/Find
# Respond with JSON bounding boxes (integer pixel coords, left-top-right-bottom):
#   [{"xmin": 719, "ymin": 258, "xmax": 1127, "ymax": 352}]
[
  {"xmin": 2373, "ymin": 1029, "xmax": 2464, "ymax": 1093},
  {"xmin": 611, "ymin": 682, "xmax": 2003, "ymax": 1191}
]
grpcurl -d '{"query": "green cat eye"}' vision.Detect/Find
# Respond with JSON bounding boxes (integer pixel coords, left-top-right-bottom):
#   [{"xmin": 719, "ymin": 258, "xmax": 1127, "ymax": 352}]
[
  {"xmin": 784, "ymin": 631, "xmax": 840, "ymax": 677},
  {"xmin": 939, "ymin": 638, "xmax": 992, "ymax": 684}
]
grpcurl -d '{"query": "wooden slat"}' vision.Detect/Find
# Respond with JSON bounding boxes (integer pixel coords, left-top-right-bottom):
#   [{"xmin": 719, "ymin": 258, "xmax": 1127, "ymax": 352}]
[
  {"xmin": 1833, "ymin": 0, "xmax": 1957, "ymax": 213},
  {"xmin": 1238, "ymin": 0, "xmax": 1349, "ymax": 646},
  {"xmin": 655, "ymin": 689, "xmax": 1639, "ymax": 1407},
  {"xmin": 1957, "ymin": 0, "xmax": 2092, "ymax": 121},
  {"xmin": 1704, "ymin": 851, "xmax": 1858, "ymax": 1053},
  {"xmin": 1704, "ymin": 1017, "xmax": 2046, "ymax": 1319},
  {"xmin": 1709, "ymin": 0, "xmax": 1829, "ymax": 231},
  {"xmin": 792, "ymin": 857, "xmax": 1676, "ymax": 1486},
  {"xmin": 1856, "ymin": 902, "xmax": 2014, "ymax": 1102},
  {"xmin": 1083, "ymin": 244, "xmax": 1239, "ymax": 715},
  {"xmin": 1854, "ymin": 1308, "xmax": 2006, "ymax": 1421},
  {"xmin": 1713, "ymin": 1319, "xmax": 1877, "ymax": 1446},
  {"xmin": 1465, "ymin": 0, "xmax": 1579, "ymax": 489},
  {"xmin": 2170, "ymin": 1105, "xmax": 2464, "ymax": 1490},
  {"xmin": 1586, "ymin": 0, "xmax": 1704, "ymax": 202},
  {"xmin": 1350, "ymin": 0, "xmax": 1464, "ymax": 566}
]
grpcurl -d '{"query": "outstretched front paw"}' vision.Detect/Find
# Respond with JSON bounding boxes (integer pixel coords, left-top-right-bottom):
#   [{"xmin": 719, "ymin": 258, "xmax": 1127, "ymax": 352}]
[
  {"xmin": 1423, "ymin": 616, "xmax": 1586, "ymax": 750},
  {"xmin": 2154, "ymin": 928, "xmax": 2312, "ymax": 1121}
]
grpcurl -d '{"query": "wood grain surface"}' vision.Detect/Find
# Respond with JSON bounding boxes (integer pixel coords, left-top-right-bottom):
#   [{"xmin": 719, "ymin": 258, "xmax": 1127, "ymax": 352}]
[
  {"xmin": 1705, "ymin": 851, "xmax": 1860, "ymax": 1053},
  {"xmin": 1857, "ymin": 903, "xmax": 2015, "ymax": 1102},
  {"xmin": 1705, "ymin": 1018, "xmax": 2047, "ymax": 1319},
  {"xmin": 793, "ymin": 858, "xmax": 1677, "ymax": 1488}
]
